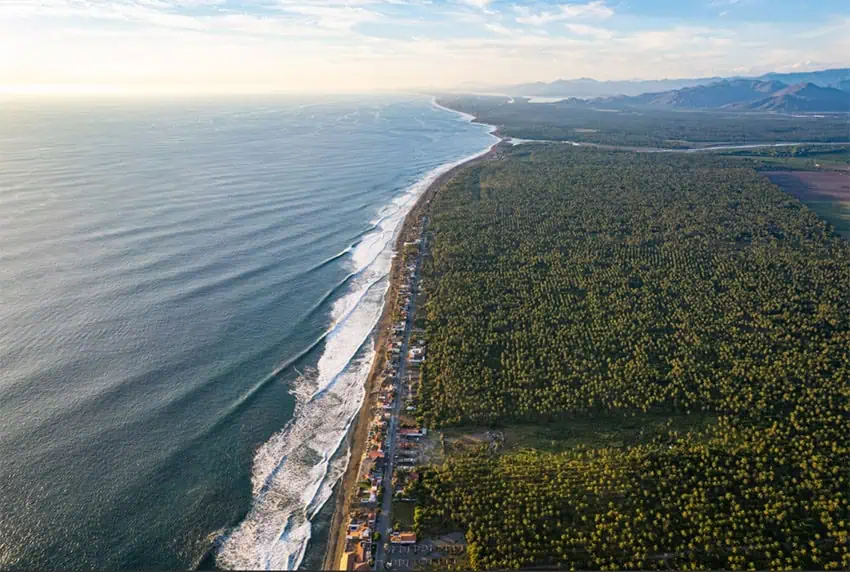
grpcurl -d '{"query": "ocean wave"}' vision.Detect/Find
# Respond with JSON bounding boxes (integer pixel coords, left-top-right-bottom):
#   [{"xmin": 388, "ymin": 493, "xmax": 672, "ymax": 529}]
[
  {"xmin": 216, "ymin": 136, "xmax": 497, "ymax": 571},
  {"xmin": 431, "ymin": 97, "xmax": 500, "ymax": 139}
]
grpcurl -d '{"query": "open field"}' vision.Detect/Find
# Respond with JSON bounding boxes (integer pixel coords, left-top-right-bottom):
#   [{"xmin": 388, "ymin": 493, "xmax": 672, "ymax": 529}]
[
  {"xmin": 765, "ymin": 170, "xmax": 850, "ymax": 239},
  {"xmin": 765, "ymin": 170, "xmax": 850, "ymax": 201},
  {"xmin": 392, "ymin": 501, "xmax": 416, "ymax": 530}
]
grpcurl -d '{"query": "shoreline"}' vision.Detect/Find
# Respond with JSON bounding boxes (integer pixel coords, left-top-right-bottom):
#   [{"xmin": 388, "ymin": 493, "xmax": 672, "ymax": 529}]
[
  {"xmin": 321, "ymin": 137, "xmax": 508, "ymax": 572},
  {"xmin": 319, "ymin": 98, "xmax": 849, "ymax": 572},
  {"xmin": 319, "ymin": 100, "xmax": 849, "ymax": 571}
]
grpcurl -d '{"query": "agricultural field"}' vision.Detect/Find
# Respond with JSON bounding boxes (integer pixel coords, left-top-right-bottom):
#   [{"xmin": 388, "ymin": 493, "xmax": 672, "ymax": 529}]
[
  {"xmin": 720, "ymin": 145, "xmax": 850, "ymax": 170},
  {"xmin": 413, "ymin": 146, "xmax": 850, "ymax": 570},
  {"xmin": 764, "ymin": 171, "xmax": 850, "ymax": 240}
]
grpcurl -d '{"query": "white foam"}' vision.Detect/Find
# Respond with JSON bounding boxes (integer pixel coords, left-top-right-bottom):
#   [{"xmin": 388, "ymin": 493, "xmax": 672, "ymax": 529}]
[
  {"xmin": 431, "ymin": 97, "xmax": 477, "ymax": 123},
  {"xmin": 430, "ymin": 97, "xmax": 500, "ymax": 141},
  {"xmin": 217, "ymin": 119, "xmax": 497, "ymax": 572}
]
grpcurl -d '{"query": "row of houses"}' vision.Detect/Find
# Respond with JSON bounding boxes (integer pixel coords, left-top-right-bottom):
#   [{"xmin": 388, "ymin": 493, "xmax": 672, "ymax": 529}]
[
  {"xmin": 385, "ymin": 327, "xmax": 430, "ymax": 553},
  {"xmin": 339, "ymin": 234, "xmax": 425, "ymax": 571}
]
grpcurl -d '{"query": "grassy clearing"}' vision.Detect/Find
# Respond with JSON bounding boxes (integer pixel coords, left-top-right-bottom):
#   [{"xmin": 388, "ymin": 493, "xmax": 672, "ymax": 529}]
[
  {"xmin": 502, "ymin": 412, "xmax": 716, "ymax": 452},
  {"xmin": 438, "ymin": 411, "xmax": 717, "ymax": 455},
  {"xmin": 392, "ymin": 501, "xmax": 416, "ymax": 529}
]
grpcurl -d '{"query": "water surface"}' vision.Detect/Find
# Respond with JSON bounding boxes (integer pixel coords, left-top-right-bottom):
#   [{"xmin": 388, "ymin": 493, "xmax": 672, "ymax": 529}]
[{"xmin": 0, "ymin": 95, "xmax": 494, "ymax": 569}]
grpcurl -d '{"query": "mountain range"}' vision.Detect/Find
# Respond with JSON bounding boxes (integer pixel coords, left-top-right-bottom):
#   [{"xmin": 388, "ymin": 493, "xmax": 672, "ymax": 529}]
[
  {"xmin": 501, "ymin": 68, "xmax": 850, "ymax": 100},
  {"xmin": 605, "ymin": 79, "xmax": 850, "ymax": 112},
  {"xmin": 502, "ymin": 76, "xmax": 722, "ymax": 98}
]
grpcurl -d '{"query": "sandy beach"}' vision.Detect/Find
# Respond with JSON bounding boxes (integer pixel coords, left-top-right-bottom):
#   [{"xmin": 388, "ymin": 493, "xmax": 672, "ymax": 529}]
[{"xmin": 320, "ymin": 139, "xmax": 508, "ymax": 571}]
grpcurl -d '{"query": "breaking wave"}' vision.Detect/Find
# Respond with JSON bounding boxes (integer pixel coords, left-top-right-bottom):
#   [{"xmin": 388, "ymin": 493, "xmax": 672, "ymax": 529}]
[{"xmin": 215, "ymin": 140, "xmax": 495, "ymax": 570}]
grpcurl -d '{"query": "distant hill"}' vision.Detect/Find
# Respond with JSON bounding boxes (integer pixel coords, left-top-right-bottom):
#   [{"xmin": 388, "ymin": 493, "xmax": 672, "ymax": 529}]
[
  {"xmin": 733, "ymin": 82, "xmax": 850, "ymax": 112},
  {"xmin": 759, "ymin": 68, "xmax": 850, "ymax": 90},
  {"xmin": 605, "ymin": 79, "xmax": 850, "ymax": 112},
  {"xmin": 623, "ymin": 79, "xmax": 788, "ymax": 108},
  {"xmin": 501, "ymin": 68, "xmax": 850, "ymax": 98},
  {"xmin": 502, "ymin": 77, "xmax": 721, "ymax": 98}
]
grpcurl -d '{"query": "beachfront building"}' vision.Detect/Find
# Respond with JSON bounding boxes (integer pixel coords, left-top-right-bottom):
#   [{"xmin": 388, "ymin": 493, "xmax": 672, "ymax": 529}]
[
  {"xmin": 346, "ymin": 522, "xmax": 372, "ymax": 542},
  {"xmin": 390, "ymin": 532, "xmax": 417, "ymax": 545},
  {"xmin": 339, "ymin": 536, "xmax": 371, "ymax": 571},
  {"xmin": 399, "ymin": 427, "xmax": 426, "ymax": 438}
]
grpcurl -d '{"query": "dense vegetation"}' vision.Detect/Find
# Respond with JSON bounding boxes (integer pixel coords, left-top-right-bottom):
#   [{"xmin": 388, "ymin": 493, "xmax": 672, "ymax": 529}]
[
  {"xmin": 437, "ymin": 96, "xmax": 850, "ymax": 148},
  {"xmin": 417, "ymin": 416, "xmax": 850, "ymax": 570},
  {"xmin": 419, "ymin": 147, "xmax": 849, "ymax": 426},
  {"xmin": 414, "ymin": 146, "xmax": 850, "ymax": 570}
]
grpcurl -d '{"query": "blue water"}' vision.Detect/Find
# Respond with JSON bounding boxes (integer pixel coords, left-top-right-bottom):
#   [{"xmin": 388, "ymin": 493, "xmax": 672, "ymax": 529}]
[{"xmin": 0, "ymin": 95, "xmax": 495, "ymax": 570}]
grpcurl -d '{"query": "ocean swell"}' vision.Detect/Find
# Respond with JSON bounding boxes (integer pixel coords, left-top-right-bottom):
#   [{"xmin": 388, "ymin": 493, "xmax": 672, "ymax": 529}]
[{"xmin": 216, "ymin": 143, "xmax": 495, "ymax": 571}]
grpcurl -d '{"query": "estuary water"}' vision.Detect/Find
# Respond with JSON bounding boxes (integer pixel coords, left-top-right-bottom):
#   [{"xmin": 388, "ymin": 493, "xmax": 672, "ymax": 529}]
[{"xmin": 0, "ymin": 95, "xmax": 495, "ymax": 569}]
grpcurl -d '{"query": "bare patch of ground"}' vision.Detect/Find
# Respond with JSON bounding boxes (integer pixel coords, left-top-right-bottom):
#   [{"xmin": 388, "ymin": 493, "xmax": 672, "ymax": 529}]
[
  {"xmin": 765, "ymin": 171, "xmax": 850, "ymax": 240},
  {"xmin": 439, "ymin": 429, "xmax": 505, "ymax": 454},
  {"xmin": 765, "ymin": 170, "xmax": 850, "ymax": 201},
  {"xmin": 414, "ymin": 432, "xmax": 444, "ymax": 466}
]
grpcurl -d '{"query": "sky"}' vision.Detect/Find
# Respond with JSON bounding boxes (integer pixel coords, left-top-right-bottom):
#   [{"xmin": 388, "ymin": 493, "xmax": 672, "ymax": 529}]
[{"xmin": 1, "ymin": 0, "xmax": 848, "ymax": 94}]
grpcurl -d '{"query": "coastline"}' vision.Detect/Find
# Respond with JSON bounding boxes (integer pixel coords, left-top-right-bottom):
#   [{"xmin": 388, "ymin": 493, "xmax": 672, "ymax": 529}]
[
  {"xmin": 318, "ymin": 103, "xmax": 850, "ymax": 569},
  {"xmin": 321, "ymin": 136, "xmax": 508, "ymax": 572}
]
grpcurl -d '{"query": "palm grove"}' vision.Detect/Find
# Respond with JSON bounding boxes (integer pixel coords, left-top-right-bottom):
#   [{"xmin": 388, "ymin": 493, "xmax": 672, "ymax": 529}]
[{"xmin": 411, "ymin": 146, "xmax": 850, "ymax": 570}]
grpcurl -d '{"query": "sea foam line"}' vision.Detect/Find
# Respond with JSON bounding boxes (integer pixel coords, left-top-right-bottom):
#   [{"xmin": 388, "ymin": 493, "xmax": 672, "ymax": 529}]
[{"xmin": 216, "ymin": 127, "xmax": 497, "ymax": 572}]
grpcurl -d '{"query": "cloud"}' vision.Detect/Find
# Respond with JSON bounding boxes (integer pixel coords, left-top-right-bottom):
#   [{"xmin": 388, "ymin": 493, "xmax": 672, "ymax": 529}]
[
  {"xmin": 515, "ymin": 1, "xmax": 614, "ymax": 26},
  {"xmin": 459, "ymin": 0, "xmax": 493, "ymax": 9},
  {"xmin": 564, "ymin": 23, "xmax": 613, "ymax": 39},
  {"xmin": 275, "ymin": 3, "xmax": 380, "ymax": 30},
  {"xmin": 1, "ymin": 0, "xmax": 849, "ymax": 93},
  {"xmin": 0, "ymin": 0, "xmax": 396, "ymax": 32}
]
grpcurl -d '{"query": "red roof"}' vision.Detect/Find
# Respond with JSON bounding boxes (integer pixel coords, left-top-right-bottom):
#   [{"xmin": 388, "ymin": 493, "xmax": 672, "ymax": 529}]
[{"xmin": 390, "ymin": 532, "xmax": 417, "ymax": 544}]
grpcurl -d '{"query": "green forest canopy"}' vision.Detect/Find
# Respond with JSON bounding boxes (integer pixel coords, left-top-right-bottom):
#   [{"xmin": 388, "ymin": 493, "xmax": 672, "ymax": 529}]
[{"xmin": 414, "ymin": 146, "xmax": 850, "ymax": 570}]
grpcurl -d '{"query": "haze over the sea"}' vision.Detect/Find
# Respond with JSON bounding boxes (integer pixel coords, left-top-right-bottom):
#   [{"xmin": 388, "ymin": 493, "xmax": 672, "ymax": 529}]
[{"xmin": 0, "ymin": 95, "xmax": 494, "ymax": 570}]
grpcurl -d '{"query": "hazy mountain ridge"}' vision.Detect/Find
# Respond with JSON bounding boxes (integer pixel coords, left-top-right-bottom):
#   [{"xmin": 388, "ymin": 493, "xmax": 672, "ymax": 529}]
[
  {"xmin": 616, "ymin": 79, "xmax": 850, "ymax": 112},
  {"xmin": 622, "ymin": 79, "xmax": 789, "ymax": 107},
  {"xmin": 503, "ymin": 76, "xmax": 723, "ymax": 98},
  {"xmin": 759, "ymin": 68, "xmax": 850, "ymax": 89},
  {"xmin": 502, "ymin": 68, "xmax": 850, "ymax": 99},
  {"xmin": 732, "ymin": 82, "xmax": 850, "ymax": 112}
]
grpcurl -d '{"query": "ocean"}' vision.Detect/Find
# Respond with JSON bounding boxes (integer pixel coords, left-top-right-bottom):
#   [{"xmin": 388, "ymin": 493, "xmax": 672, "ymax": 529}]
[{"xmin": 0, "ymin": 95, "xmax": 495, "ymax": 570}]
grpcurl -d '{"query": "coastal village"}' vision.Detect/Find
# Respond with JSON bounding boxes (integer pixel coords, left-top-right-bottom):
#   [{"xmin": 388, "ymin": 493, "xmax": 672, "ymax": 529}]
[
  {"xmin": 329, "ymin": 151, "xmax": 511, "ymax": 572},
  {"xmin": 338, "ymin": 228, "xmax": 428, "ymax": 571},
  {"xmin": 336, "ymin": 212, "xmax": 467, "ymax": 571}
]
